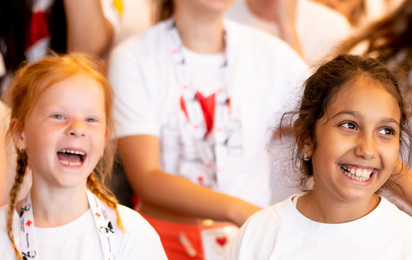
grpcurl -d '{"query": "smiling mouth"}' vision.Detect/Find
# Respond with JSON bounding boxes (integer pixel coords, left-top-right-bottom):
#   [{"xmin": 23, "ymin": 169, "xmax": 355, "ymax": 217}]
[
  {"xmin": 57, "ymin": 149, "xmax": 87, "ymax": 166},
  {"xmin": 340, "ymin": 165, "xmax": 377, "ymax": 182}
]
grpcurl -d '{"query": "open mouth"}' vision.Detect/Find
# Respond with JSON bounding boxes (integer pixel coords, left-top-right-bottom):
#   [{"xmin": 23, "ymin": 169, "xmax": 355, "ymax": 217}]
[
  {"xmin": 57, "ymin": 149, "xmax": 87, "ymax": 166},
  {"xmin": 340, "ymin": 165, "xmax": 377, "ymax": 182}
]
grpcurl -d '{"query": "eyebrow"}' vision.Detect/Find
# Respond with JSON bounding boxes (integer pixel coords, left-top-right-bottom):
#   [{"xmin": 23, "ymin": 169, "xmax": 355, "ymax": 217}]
[{"xmin": 331, "ymin": 110, "xmax": 400, "ymax": 126}]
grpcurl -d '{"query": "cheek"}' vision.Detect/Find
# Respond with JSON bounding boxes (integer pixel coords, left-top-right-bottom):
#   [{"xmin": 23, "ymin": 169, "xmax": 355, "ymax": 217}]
[{"xmin": 381, "ymin": 143, "xmax": 400, "ymax": 170}]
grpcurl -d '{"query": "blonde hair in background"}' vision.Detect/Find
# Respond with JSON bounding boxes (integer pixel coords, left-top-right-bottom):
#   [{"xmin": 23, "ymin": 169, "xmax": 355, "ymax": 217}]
[{"xmin": 6, "ymin": 53, "xmax": 123, "ymax": 260}]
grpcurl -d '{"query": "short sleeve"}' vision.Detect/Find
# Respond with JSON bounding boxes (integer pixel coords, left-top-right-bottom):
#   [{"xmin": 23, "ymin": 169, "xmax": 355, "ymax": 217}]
[{"xmin": 108, "ymin": 42, "xmax": 160, "ymax": 139}]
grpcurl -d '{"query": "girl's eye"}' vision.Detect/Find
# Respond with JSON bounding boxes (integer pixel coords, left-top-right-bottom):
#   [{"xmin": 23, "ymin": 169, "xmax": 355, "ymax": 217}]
[
  {"xmin": 53, "ymin": 114, "xmax": 64, "ymax": 119},
  {"xmin": 378, "ymin": 127, "xmax": 395, "ymax": 135},
  {"xmin": 341, "ymin": 122, "xmax": 357, "ymax": 130},
  {"xmin": 85, "ymin": 118, "xmax": 96, "ymax": 123}
]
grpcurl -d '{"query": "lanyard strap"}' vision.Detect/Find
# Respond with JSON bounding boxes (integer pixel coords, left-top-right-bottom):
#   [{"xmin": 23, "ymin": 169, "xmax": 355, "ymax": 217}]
[
  {"xmin": 19, "ymin": 190, "xmax": 117, "ymax": 260},
  {"xmin": 166, "ymin": 20, "xmax": 230, "ymax": 182}
]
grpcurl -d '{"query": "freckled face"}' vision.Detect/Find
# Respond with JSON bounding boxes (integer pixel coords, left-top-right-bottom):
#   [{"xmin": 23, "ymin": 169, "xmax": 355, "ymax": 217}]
[
  {"xmin": 309, "ymin": 76, "xmax": 401, "ymax": 204},
  {"xmin": 17, "ymin": 74, "xmax": 107, "ymax": 189}
]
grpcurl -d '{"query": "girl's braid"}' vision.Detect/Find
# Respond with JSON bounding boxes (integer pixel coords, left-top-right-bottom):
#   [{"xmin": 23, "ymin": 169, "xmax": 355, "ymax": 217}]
[
  {"xmin": 87, "ymin": 172, "xmax": 124, "ymax": 231},
  {"xmin": 7, "ymin": 150, "xmax": 28, "ymax": 260}
]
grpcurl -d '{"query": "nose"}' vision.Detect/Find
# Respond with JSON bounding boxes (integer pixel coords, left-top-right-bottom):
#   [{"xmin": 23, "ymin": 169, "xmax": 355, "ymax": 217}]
[
  {"xmin": 67, "ymin": 120, "xmax": 86, "ymax": 137},
  {"xmin": 354, "ymin": 134, "xmax": 376, "ymax": 160}
]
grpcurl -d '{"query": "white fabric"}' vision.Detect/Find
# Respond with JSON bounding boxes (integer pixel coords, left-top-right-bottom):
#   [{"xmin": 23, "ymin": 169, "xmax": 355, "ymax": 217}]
[
  {"xmin": 108, "ymin": 19, "xmax": 308, "ymax": 207},
  {"xmin": 0, "ymin": 202, "xmax": 168, "ymax": 259},
  {"xmin": 225, "ymin": 0, "xmax": 351, "ymax": 64},
  {"xmin": 26, "ymin": 0, "xmax": 120, "ymax": 63},
  {"xmin": 225, "ymin": 195, "xmax": 412, "ymax": 259}
]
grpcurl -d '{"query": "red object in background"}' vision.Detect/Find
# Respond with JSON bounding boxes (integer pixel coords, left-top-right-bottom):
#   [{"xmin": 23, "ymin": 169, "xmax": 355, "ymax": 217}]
[
  {"xmin": 180, "ymin": 93, "xmax": 216, "ymax": 137},
  {"xmin": 25, "ymin": 12, "xmax": 50, "ymax": 51}
]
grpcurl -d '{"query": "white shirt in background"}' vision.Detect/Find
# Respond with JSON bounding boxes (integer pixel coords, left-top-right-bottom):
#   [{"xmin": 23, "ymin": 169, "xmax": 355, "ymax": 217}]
[
  {"xmin": 225, "ymin": 0, "xmax": 351, "ymax": 64},
  {"xmin": 108, "ymin": 19, "xmax": 309, "ymax": 207}
]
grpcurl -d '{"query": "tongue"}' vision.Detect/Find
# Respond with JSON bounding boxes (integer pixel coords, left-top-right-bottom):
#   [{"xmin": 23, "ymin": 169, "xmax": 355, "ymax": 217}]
[{"xmin": 57, "ymin": 153, "xmax": 81, "ymax": 163}]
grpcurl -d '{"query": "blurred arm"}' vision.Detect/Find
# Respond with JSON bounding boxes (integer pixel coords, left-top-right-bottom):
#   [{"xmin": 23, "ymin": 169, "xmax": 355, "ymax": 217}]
[
  {"xmin": 275, "ymin": 0, "xmax": 304, "ymax": 58},
  {"xmin": 63, "ymin": 0, "xmax": 114, "ymax": 56},
  {"xmin": 118, "ymin": 135, "xmax": 261, "ymax": 226}
]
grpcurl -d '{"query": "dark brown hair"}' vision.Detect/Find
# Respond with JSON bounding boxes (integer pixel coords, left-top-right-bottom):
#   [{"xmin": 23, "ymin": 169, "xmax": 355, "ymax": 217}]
[
  {"xmin": 339, "ymin": 0, "xmax": 412, "ymax": 84},
  {"xmin": 283, "ymin": 54, "xmax": 412, "ymax": 189},
  {"xmin": 153, "ymin": 0, "xmax": 174, "ymax": 23}
]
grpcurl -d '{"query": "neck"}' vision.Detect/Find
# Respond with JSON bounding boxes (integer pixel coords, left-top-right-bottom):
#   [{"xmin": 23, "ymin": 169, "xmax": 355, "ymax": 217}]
[
  {"xmin": 297, "ymin": 190, "xmax": 380, "ymax": 223},
  {"xmin": 28, "ymin": 184, "xmax": 89, "ymax": 227},
  {"xmin": 246, "ymin": 0, "xmax": 277, "ymax": 22},
  {"xmin": 174, "ymin": 6, "xmax": 225, "ymax": 54}
]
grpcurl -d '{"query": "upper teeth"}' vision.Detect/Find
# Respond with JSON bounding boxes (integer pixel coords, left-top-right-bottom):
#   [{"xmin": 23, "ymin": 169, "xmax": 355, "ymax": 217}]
[
  {"xmin": 61, "ymin": 149, "xmax": 85, "ymax": 155},
  {"xmin": 342, "ymin": 165, "xmax": 373, "ymax": 181}
]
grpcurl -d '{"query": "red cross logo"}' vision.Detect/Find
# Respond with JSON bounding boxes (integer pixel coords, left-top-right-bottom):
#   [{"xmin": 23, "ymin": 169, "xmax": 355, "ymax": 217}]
[
  {"xmin": 95, "ymin": 213, "xmax": 101, "ymax": 218},
  {"xmin": 26, "ymin": 220, "xmax": 32, "ymax": 227}
]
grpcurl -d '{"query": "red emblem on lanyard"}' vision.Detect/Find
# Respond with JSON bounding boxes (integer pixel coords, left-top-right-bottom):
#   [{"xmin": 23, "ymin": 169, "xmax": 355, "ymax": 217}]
[{"xmin": 26, "ymin": 220, "xmax": 33, "ymax": 227}]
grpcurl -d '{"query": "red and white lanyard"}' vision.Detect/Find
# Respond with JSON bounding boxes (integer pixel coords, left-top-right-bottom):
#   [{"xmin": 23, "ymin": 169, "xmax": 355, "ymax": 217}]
[
  {"xmin": 19, "ymin": 190, "xmax": 117, "ymax": 260},
  {"xmin": 166, "ymin": 20, "xmax": 231, "ymax": 184}
]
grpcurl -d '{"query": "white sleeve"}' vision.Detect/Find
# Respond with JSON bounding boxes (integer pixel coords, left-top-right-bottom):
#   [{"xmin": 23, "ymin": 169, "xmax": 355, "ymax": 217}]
[
  {"xmin": 118, "ymin": 206, "xmax": 168, "ymax": 259},
  {"xmin": 108, "ymin": 43, "xmax": 160, "ymax": 139},
  {"xmin": 224, "ymin": 215, "xmax": 255, "ymax": 260}
]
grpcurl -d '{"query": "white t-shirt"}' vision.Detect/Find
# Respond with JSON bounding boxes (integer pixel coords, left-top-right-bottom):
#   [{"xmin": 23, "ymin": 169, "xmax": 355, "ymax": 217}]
[
  {"xmin": 108, "ymin": 19, "xmax": 308, "ymax": 207},
  {"xmin": 0, "ymin": 203, "xmax": 168, "ymax": 259},
  {"xmin": 225, "ymin": 195, "xmax": 412, "ymax": 259},
  {"xmin": 225, "ymin": 0, "xmax": 351, "ymax": 64}
]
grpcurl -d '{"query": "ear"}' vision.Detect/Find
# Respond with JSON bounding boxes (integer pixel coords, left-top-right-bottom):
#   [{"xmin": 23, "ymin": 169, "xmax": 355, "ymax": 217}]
[
  {"xmin": 300, "ymin": 135, "xmax": 314, "ymax": 158},
  {"xmin": 9, "ymin": 118, "xmax": 27, "ymax": 151}
]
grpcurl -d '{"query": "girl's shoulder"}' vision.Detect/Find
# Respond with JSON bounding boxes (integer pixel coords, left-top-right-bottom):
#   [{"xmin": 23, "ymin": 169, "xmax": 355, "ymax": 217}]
[
  {"xmin": 378, "ymin": 197, "xmax": 412, "ymax": 231},
  {"xmin": 114, "ymin": 205, "xmax": 168, "ymax": 259}
]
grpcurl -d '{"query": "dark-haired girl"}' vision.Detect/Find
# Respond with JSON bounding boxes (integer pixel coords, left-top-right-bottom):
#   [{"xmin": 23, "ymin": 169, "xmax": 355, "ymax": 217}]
[{"xmin": 225, "ymin": 55, "xmax": 412, "ymax": 259}]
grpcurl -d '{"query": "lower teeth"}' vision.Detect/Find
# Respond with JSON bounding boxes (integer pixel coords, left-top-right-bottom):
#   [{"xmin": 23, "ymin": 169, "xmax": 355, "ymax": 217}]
[{"xmin": 60, "ymin": 160, "xmax": 81, "ymax": 166}]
